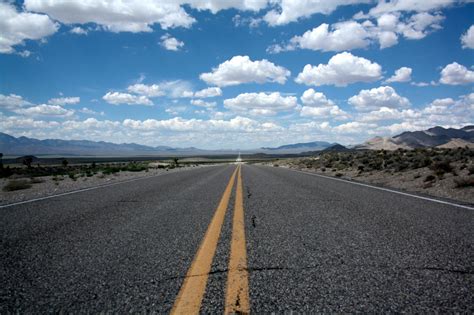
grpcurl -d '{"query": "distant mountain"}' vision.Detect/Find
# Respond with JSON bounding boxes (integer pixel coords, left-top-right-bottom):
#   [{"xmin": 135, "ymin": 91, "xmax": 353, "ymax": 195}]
[
  {"xmin": 0, "ymin": 133, "xmax": 335, "ymax": 156},
  {"xmin": 356, "ymin": 125, "xmax": 474, "ymax": 150},
  {"xmin": 321, "ymin": 144, "xmax": 350, "ymax": 152},
  {"xmin": 0, "ymin": 133, "xmax": 210, "ymax": 156},
  {"xmin": 260, "ymin": 141, "xmax": 335, "ymax": 154}
]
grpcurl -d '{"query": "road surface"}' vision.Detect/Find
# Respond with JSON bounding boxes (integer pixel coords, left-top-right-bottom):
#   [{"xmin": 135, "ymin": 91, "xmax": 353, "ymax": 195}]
[{"xmin": 1, "ymin": 164, "xmax": 473, "ymax": 313}]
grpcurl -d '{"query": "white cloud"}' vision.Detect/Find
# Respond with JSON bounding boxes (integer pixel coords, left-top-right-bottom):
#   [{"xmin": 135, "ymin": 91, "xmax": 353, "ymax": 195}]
[
  {"xmin": 23, "ymin": 0, "xmax": 270, "ymax": 34},
  {"xmin": 127, "ymin": 84, "xmax": 165, "ymax": 97},
  {"xmin": 48, "ymin": 96, "xmax": 81, "ymax": 106},
  {"xmin": 223, "ymin": 92, "xmax": 297, "ymax": 116},
  {"xmin": 299, "ymin": 88, "xmax": 349, "ymax": 119},
  {"xmin": 70, "ymin": 26, "xmax": 88, "ymax": 35},
  {"xmin": 200, "ymin": 55, "xmax": 290, "ymax": 87},
  {"xmin": 333, "ymin": 121, "xmax": 377, "ymax": 134},
  {"xmin": 0, "ymin": 94, "xmax": 32, "ymax": 110},
  {"xmin": 385, "ymin": 67, "xmax": 412, "ymax": 83},
  {"xmin": 398, "ymin": 12, "xmax": 444, "ymax": 40},
  {"xmin": 0, "ymin": 2, "xmax": 58, "ymax": 54},
  {"xmin": 190, "ymin": 99, "xmax": 216, "ymax": 109},
  {"xmin": 300, "ymin": 88, "xmax": 334, "ymax": 107},
  {"xmin": 127, "ymin": 81, "xmax": 193, "ymax": 98},
  {"xmin": 14, "ymin": 104, "xmax": 74, "ymax": 117},
  {"xmin": 17, "ymin": 50, "xmax": 32, "ymax": 58},
  {"xmin": 348, "ymin": 86, "xmax": 410, "ymax": 111},
  {"xmin": 368, "ymin": 0, "xmax": 457, "ymax": 16},
  {"xmin": 281, "ymin": 21, "xmax": 370, "ymax": 52},
  {"xmin": 79, "ymin": 107, "xmax": 104, "ymax": 116},
  {"xmin": 269, "ymin": 9, "xmax": 446, "ymax": 53},
  {"xmin": 122, "ymin": 116, "xmax": 282, "ymax": 132},
  {"xmin": 160, "ymin": 33, "xmax": 184, "ymax": 51},
  {"xmin": 439, "ymin": 62, "xmax": 474, "ymax": 85},
  {"xmin": 103, "ymin": 92, "xmax": 153, "ymax": 106},
  {"xmin": 295, "ymin": 52, "xmax": 382, "ymax": 87},
  {"xmin": 359, "ymin": 107, "xmax": 421, "ymax": 122},
  {"xmin": 24, "ymin": 0, "xmax": 196, "ymax": 32},
  {"xmin": 461, "ymin": 25, "xmax": 474, "ymax": 49},
  {"xmin": 194, "ymin": 87, "xmax": 222, "ymax": 98},
  {"xmin": 187, "ymin": 0, "xmax": 268, "ymax": 13},
  {"xmin": 263, "ymin": 0, "xmax": 369, "ymax": 26}
]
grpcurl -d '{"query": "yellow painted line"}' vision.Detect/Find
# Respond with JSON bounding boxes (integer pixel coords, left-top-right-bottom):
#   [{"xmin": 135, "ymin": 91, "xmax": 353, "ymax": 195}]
[
  {"xmin": 225, "ymin": 165, "xmax": 250, "ymax": 314},
  {"xmin": 171, "ymin": 166, "xmax": 238, "ymax": 315}
]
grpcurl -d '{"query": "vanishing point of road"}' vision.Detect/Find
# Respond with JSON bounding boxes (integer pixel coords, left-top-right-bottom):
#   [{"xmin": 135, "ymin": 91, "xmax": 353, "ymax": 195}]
[{"xmin": 1, "ymin": 164, "xmax": 473, "ymax": 312}]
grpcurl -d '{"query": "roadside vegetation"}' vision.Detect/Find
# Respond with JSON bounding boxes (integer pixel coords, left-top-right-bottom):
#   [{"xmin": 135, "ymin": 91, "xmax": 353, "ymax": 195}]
[
  {"xmin": 273, "ymin": 147, "xmax": 474, "ymax": 202},
  {"xmin": 0, "ymin": 157, "xmax": 185, "ymax": 192}
]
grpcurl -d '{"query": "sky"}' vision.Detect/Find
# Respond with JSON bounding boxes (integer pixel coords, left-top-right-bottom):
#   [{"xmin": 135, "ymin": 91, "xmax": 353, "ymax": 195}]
[{"xmin": 0, "ymin": 0, "xmax": 473, "ymax": 149}]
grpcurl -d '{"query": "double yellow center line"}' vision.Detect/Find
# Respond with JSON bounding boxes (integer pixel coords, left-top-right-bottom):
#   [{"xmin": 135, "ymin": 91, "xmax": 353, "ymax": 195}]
[{"xmin": 171, "ymin": 165, "xmax": 250, "ymax": 314}]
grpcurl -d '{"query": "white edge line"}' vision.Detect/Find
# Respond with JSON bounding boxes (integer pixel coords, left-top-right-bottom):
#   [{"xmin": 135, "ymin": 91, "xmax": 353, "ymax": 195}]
[
  {"xmin": 0, "ymin": 165, "xmax": 220, "ymax": 209},
  {"xmin": 265, "ymin": 166, "xmax": 474, "ymax": 211}
]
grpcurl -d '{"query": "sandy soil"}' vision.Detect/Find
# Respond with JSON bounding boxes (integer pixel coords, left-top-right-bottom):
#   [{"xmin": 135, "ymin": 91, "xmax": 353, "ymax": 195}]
[
  {"xmin": 271, "ymin": 163, "xmax": 474, "ymax": 205},
  {"xmin": 0, "ymin": 165, "xmax": 209, "ymax": 206}
]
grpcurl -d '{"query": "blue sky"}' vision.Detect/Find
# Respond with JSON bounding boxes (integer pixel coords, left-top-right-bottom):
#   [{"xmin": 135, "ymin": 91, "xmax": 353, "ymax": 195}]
[{"xmin": 0, "ymin": 0, "xmax": 473, "ymax": 149}]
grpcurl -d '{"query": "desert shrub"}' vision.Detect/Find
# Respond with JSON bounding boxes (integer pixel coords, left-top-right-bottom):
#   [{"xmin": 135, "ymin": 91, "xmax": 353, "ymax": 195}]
[
  {"xmin": 320, "ymin": 167, "xmax": 326, "ymax": 172},
  {"xmin": 68, "ymin": 173, "xmax": 76, "ymax": 181},
  {"xmin": 273, "ymin": 164, "xmax": 279, "ymax": 167},
  {"xmin": 468, "ymin": 165, "xmax": 474, "ymax": 175},
  {"xmin": 430, "ymin": 161, "xmax": 453, "ymax": 175},
  {"xmin": 414, "ymin": 174, "xmax": 421, "ymax": 179},
  {"xmin": 30, "ymin": 177, "xmax": 45, "ymax": 184},
  {"xmin": 454, "ymin": 177, "xmax": 474, "ymax": 188},
  {"xmin": 335, "ymin": 173, "xmax": 343, "ymax": 177},
  {"xmin": 3, "ymin": 179, "xmax": 32, "ymax": 191},
  {"xmin": 424, "ymin": 174, "xmax": 436, "ymax": 182}
]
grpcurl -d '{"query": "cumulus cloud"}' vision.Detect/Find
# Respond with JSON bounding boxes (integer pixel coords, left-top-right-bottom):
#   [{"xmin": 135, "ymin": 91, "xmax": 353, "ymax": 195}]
[
  {"xmin": 348, "ymin": 86, "xmax": 410, "ymax": 111},
  {"xmin": 127, "ymin": 84, "xmax": 165, "ymax": 97},
  {"xmin": 272, "ymin": 21, "xmax": 370, "ymax": 53},
  {"xmin": 0, "ymin": 94, "xmax": 33, "ymax": 110},
  {"xmin": 194, "ymin": 87, "xmax": 222, "ymax": 98},
  {"xmin": 0, "ymin": 2, "xmax": 58, "ymax": 54},
  {"xmin": 190, "ymin": 99, "xmax": 216, "ymax": 109},
  {"xmin": 299, "ymin": 88, "xmax": 349, "ymax": 119},
  {"xmin": 270, "ymin": 11, "xmax": 445, "ymax": 53},
  {"xmin": 367, "ymin": 0, "xmax": 457, "ymax": 16},
  {"xmin": 160, "ymin": 33, "xmax": 184, "ymax": 51},
  {"xmin": 295, "ymin": 52, "xmax": 382, "ymax": 87},
  {"xmin": 23, "ymin": 0, "xmax": 270, "ymax": 33},
  {"xmin": 70, "ymin": 26, "xmax": 88, "ymax": 35},
  {"xmin": 24, "ymin": 0, "xmax": 196, "ymax": 32},
  {"xmin": 48, "ymin": 97, "xmax": 80, "ymax": 106},
  {"xmin": 103, "ymin": 92, "xmax": 153, "ymax": 106},
  {"xmin": 461, "ymin": 25, "xmax": 474, "ymax": 49},
  {"xmin": 127, "ymin": 81, "xmax": 193, "ymax": 98},
  {"xmin": 263, "ymin": 0, "xmax": 369, "ymax": 26},
  {"xmin": 200, "ymin": 55, "xmax": 290, "ymax": 87},
  {"xmin": 439, "ymin": 62, "xmax": 474, "ymax": 85},
  {"xmin": 385, "ymin": 67, "xmax": 412, "ymax": 83},
  {"xmin": 14, "ymin": 104, "xmax": 74, "ymax": 117},
  {"xmin": 223, "ymin": 92, "xmax": 297, "ymax": 116}
]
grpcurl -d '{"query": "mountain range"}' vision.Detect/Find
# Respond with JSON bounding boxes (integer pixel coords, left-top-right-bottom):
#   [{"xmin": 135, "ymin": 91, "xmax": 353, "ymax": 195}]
[
  {"xmin": 1, "ymin": 125, "xmax": 473, "ymax": 156},
  {"xmin": 356, "ymin": 125, "xmax": 474, "ymax": 150},
  {"xmin": 0, "ymin": 133, "xmax": 336, "ymax": 156}
]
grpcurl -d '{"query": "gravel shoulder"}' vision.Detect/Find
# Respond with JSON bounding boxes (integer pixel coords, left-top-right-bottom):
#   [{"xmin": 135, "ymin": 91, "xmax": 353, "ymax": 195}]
[
  {"xmin": 0, "ymin": 165, "xmax": 210, "ymax": 206},
  {"xmin": 268, "ymin": 162, "xmax": 474, "ymax": 205}
]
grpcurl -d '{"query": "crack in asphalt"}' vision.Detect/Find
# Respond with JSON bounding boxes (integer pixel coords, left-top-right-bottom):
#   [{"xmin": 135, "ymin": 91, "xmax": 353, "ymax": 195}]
[{"xmin": 160, "ymin": 264, "xmax": 473, "ymax": 283}]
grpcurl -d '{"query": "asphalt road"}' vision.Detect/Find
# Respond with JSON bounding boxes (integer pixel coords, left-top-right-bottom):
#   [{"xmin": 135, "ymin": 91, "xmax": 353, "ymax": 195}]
[{"xmin": 1, "ymin": 164, "xmax": 473, "ymax": 313}]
